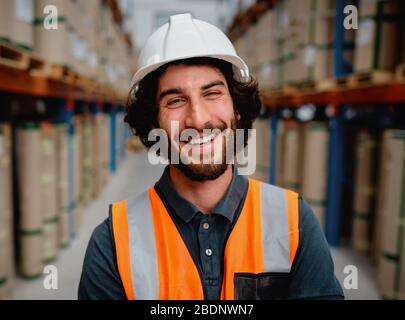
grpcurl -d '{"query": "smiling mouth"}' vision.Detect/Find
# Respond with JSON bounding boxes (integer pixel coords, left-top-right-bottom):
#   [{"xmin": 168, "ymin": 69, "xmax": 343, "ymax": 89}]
[{"xmin": 187, "ymin": 132, "xmax": 222, "ymax": 146}]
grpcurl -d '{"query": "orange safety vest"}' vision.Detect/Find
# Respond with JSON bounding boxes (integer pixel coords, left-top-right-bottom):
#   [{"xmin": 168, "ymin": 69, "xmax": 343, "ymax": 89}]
[{"xmin": 111, "ymin": 178, "xmax": 299, "ymax": 300}]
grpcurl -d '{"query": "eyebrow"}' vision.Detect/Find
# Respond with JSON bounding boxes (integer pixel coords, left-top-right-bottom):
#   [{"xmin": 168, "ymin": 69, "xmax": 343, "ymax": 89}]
[
  {"xmin": 158, "ymin": 80, "xmax": 226, "ymax": 102},
  {"xmin": 201, "ymin": 80, "xmax": 226, "ymax": 91}
]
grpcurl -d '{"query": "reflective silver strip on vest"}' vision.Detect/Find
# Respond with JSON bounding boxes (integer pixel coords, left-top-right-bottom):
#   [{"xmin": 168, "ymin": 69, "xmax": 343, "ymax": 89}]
[
  {"xmin": 126, "ymin": 191, "xmax": 159, "ymax": 299},
  {"xmin": 260, "ymin": 183, "xmax": 291, "ymax": 273}
]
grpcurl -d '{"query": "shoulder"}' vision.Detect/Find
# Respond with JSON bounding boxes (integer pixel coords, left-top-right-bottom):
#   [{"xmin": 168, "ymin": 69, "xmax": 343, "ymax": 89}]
[
  {"xmin": 84, "ymin": 218, "xmax": 115, "ymax": 265},
  {"xmin": 78, "ymin": 217, "xmax": 127, "ymax": 299},
  {"xmin": 250, "ymin": 179, "xmax": 299, "ymax": 199},
  {"xmin": 288, "ymin": 197, "xmax": 345, "ymax": 299}
]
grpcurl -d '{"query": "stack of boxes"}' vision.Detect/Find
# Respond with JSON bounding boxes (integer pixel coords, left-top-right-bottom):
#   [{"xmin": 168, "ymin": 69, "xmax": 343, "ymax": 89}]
[
  {"xmin": 354, "ymin": 0, "xmax": 404, "ymax": 73},
  {"xmin": 81, "ymin": 114, "xmax": 95, "ymax": 205},
  {"xmin": 243, "ymin": 0, "xmax": 338, "ymax": 89},
  {"xmin": 0, "ymin": 109, "xmax": 128, "ymax": 298},
  {"xmin": 280, "ymin": 120, "xmax": 303, "ymax": 193},
  {"xmin": 0, "ymin": 0, "xmax": 135, "ymax": 94},
  {"xmin": 300, "ymin": 122, "xmax": 329, "ymax": 228},
  {"xmin": 16, "ymin": 124, "xmax": 43, "ymax": 278},
  {"xmin": 33, "ymin": 0, "xmax": 74, "ymax": 69},
  {"xmin": 73, "ymin": 116, "xmax": 83, "ymax": 234},
  {"xmin": 351, "ymin": 130, "xmax": 376, "ymax": 252},
  {"xmin": 250, "ymin": 117, "xmax": 270, "ymax": 182},
  {"xmin": 40, "ymin": 122, "xmax": 59, "ymax": 263},
  {"xmin": 54, "ymin": 122, "xmax": 70, "ymax": 248},
  {"xmin": 375, "ymin": 130, "xmax": 405, "ymax": 299},
  {"xmin": 253, "ymin": 10, "xmax": 276, "ymax": 90},
  {"xmin": 0, "ymin": 124, "xmax": 14, "ymax": 299},
  {"xmin": 0, "ymin": 0, "xmax": 34, "ymax": 50}
]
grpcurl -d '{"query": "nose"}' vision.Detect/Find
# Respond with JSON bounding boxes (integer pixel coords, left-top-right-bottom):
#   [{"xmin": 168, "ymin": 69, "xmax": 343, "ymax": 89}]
[{"xmin": 184, "ymin": 97, "xmax": 212, "ymax": 130}]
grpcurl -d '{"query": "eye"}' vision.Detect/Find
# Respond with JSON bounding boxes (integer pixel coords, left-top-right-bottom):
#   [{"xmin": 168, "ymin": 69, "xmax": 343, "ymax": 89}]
[
  {"xmin": 166, "ymin": 98, "xmax": 186, "ymax": 108},
  {"xmin": 204, "ymin": 91, "xmax": 222, "ymax": 99}
]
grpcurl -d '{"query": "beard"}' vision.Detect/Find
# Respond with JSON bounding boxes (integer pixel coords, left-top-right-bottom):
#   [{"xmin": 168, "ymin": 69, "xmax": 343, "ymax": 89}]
[{"xmin": 170, "ymin": 118, "xmax": 237, "ymax": 182}]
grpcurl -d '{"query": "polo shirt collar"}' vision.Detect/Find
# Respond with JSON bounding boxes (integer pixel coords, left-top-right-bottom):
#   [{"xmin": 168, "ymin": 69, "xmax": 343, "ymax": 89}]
[{"xmin": 155, "ymin": 165, "xmax": 248, "ymax": 223}]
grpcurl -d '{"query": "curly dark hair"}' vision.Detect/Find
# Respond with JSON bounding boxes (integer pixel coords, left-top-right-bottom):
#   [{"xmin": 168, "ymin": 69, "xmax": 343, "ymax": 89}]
[{"xmin": 124, "ymin": 57, "xmax": 262, "ymax": 148}]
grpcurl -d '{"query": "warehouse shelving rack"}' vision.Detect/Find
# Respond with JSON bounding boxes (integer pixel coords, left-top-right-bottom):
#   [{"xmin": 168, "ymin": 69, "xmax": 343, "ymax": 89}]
[
  {"xmin": 263, "ymin": 81, "xmax": 405, "ymax": 246},
  {"xmin": 0, "ymin": 56, "xmax": 129, "ymax": 235},
  {"xmin": 0, "ymin": 63, "xmax": 126, "ymax": 105},
  {"xmin": 228, "ymin": 0, "xmax": 405, "ymax": 246}
]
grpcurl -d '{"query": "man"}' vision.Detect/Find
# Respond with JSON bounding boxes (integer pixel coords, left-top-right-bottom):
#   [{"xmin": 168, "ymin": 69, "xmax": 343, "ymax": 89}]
[{"xmin": 78, "ymin": 13, "xmax": 344, "ymax": 300}]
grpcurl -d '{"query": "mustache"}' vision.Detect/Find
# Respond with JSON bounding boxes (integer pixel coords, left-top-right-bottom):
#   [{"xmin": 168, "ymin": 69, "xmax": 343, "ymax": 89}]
[{"xmin": 173, "ymin": 122, "xmax": 229, "ymax": 143}]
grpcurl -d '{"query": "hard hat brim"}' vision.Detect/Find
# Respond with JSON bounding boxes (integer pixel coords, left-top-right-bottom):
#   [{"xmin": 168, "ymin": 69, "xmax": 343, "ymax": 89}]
[{"xmin": 130, "ymin": 53, "xmax": 250, "ymax": 88}]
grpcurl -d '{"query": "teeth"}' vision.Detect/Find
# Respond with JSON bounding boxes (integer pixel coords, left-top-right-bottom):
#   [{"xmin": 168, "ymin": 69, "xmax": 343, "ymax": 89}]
[{"xmin": 189, "ymin": 133, "xmax": 216, "ymax": 145}]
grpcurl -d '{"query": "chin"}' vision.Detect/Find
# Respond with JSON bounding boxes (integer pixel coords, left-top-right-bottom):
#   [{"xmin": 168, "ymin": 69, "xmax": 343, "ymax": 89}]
[{"xmin": 175, "ymin": 163, "xmax": 229, "ymax": 182}]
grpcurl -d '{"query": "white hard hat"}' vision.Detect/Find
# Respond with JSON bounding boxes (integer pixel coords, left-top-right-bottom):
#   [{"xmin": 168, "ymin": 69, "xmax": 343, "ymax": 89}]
[{"xmin": 131, "ymin": 13, "xmax": 250, "ymax": 87}]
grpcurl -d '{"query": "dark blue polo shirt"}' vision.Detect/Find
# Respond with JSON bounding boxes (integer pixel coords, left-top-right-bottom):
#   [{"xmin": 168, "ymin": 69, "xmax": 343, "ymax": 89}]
[{"xmin": 78, "ymin": 166, "xmax": 344, "ymax": 300}]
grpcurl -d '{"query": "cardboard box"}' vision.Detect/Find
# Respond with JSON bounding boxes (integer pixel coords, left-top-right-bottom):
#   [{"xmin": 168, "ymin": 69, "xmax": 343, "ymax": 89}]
[
  {"xmin": 359, "ymin": 0, "xmax": 400, "ymax": 17},
  {"xmin": 282, "ymin": 121, "xmax": 302, "ymax": 192},
  {"xmin": 354, "ymin": 17, "xmax": 400, "ymax": 71},
  {"xmin": 0, "ymin": 124, "xmax": 14, "ymax": 299},
  {"xmin": 16, "ymin": 124, "xmax": 43, "ymax": 277},
  {"xmin": 351, "ymin": 130, "xmax": 376, "ymax": 252},
  {"xmin": 314, "ymin": 47, "xmax": 333, "ymax": 81},
  {"xmin": 275, "ymin": 120, "xmax": 286, "ymax": 187},
  {"xmin": 375, "ymin": 130, "xmax": 405, "ymax": 299},
  {"xmin": 251, "ymin": 117, "xmax": 270, "ymax": 183},
  {"xmin": 314, "ymin": 16, "xmax": 334, "ymax": 46},
  {"xmin": 0, "ymin": 0, "xmax": 34, "ymax": 49},
  {"xmin": 301, "ymin": 122, "xmax": 329, "ymax": 228},
  {"xmin": 33, "ymin": 19, "xmax": 72, "ymax": 67}
]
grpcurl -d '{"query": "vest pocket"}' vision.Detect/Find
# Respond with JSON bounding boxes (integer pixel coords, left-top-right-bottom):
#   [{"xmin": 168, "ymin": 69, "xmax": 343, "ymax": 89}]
[{"xmin": 234, "ymin": 273, "xmax": 292, "ymax": 300}]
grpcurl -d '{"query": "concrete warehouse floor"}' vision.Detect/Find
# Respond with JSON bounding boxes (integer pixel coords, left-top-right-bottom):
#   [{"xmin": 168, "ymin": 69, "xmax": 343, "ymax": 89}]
[{"xmin": 10, "ymin": 151, "xmax": 380, "ymax": 300}]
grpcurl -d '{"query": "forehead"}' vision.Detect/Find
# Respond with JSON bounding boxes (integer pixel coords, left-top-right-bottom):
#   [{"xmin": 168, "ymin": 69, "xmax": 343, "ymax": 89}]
[{"xmin": 158, "ymin": 64, "xmax": 226, "ymax": 88}]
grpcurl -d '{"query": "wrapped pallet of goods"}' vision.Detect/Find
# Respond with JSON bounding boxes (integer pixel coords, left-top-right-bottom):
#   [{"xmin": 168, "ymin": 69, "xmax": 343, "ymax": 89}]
[
  {"xmin": 40, "ymin": 122, "xmax": 59, "ymax": 263},
  {"xmin": 351, "ymin": 130, "xmax": 377, "ymax": 252},
  {"xmin": 354, "ymin": 0, "xmax": 404, "ymax": 73},
  {"xmin": 92, "ymin": 112, "xmax": 104, "ymax": 197},
  {"xmin": 297, "ymin": 0, "xmax": 335, "ymax": 83},
  {"xmin": 111, "ymin": 28, "xmax": 132, "ymax": 95},
  {"xmin": 102, "ymin": 113, "xmax": 111, "ymax": 185},
  {"xmin": 283, "ymin": 0, "xmax": 303, "ymax": 85},
  {"xmin": 33, "ymin": 0, "xmax": 74, "ymax": 69},
  {"xmin": 255, "ymin": 10, "xmax": 277, "ymax": 90},
  {"xmin": 275, "ymin": 120, "xmax": 286, "ymax": 187},
  {"xmin": 375, "ymin": 130, "xmax": 405, "ymax": 299},
  {"xmin": 81, "ymin": 114, "xmax": 95, "ymax": 205},
  {"xmin": 115, "ymin": 112, "xmax": 126, "ymax": 167},
  {"xmin": 0, "ymin": 124, "xmax": 14, "ymax": 299},
  {"xmin": 245, "ymin": 23, "xmax": 258, "ymax": 81},
  {"xmin": 98, "ymin": 2, "xmax": 115, "ymax": 86},
  {"xmin": 55, "ymin": 123, "xmax": 70, "ymax": 248},
  {"xmin": 251, "ymin": 117, "xmax": 270, "ymax": 183},
  {"xmin": 0, "ymin": 0, "xmax": 34, "ymax": 51},
  {"xmin": 16, "ymin": 123, "xmax": 43, "ymax": 278},
  {"xmin": 301, "ymin": 122, "xmax": 329, "ymax": 228},
  {"xmin": 272, "ymin": 2, "xmax": 289, "ymax": 87},
  {"xmin": 73, "ymin": 116, "xmax": 83, "ymax": 233},
  {"xmin": 282, "ymin": 120, "xmax": 303, "ymax": 193}
]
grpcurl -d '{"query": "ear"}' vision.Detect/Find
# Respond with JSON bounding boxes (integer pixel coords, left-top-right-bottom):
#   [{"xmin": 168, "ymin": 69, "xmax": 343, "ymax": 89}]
[{"xmin": 236, "ymin": 113, "xmax": 241, "ymax": 121}]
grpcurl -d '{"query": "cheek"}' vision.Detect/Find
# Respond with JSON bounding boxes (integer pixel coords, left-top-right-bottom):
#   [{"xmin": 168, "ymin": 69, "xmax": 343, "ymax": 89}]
[
  {"xmin": 209, "ymin": 97, "xmax": 235, "ymax": 122},
  {"xmin": 158, "ymin": 108, "xmax": 185, "ymax": 133}
]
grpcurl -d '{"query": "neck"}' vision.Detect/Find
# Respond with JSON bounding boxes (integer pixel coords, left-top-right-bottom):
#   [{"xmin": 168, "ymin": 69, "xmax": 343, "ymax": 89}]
[{"xmin": 169, "ymin": 165, "xmax": 233, "ymax": 214}]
